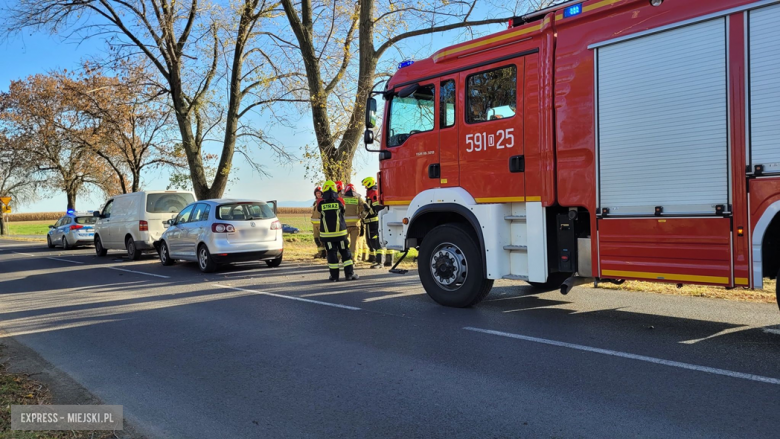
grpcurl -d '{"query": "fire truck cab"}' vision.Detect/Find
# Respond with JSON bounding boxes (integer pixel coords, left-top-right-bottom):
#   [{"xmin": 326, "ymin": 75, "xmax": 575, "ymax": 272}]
[{"xmin": 365, "ymin": 0, "xmax": 780, "ymax": 309}]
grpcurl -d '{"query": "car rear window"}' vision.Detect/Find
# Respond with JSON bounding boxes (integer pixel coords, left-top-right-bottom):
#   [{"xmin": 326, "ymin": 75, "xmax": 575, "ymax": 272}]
[
  {"xmin": 146, "ymin": 193, "xmax": 195, "ymax": 213},
  {"xmin": 216, "ymin": 203, "xmax": 275, "ymax": 221},
  {"xmin": 75, "ymin": 216, "xmax": 97, "ymax": 225}
]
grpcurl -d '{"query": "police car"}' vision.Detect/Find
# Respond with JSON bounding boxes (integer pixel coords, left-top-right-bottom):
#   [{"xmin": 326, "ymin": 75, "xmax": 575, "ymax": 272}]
[{"xmin": 47, "ymin": 210, "xmax": 98, "ymax": 250}]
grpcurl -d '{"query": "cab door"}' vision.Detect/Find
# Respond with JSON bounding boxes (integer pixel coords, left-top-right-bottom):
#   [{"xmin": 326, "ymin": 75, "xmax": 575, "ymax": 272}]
[
  {"xmin": 380, "ymin": 82, "xmax": 440, "ymax": 204},
  {"xmin": 458, "ymin": 59, "xmax": 525, "ymax": 203},
  {"xmin": 438, "ymin": 75, "xmax": 459, "ymax": 187}
]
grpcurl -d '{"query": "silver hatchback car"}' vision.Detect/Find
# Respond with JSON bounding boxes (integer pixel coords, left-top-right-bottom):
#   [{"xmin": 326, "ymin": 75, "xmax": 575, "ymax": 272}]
[
  {"xmin": 158, "ymin": 199, "xmax": 284, "ymax": 272},
  {"xmin": 47, "ymin": 212, "xmax": 98, "ymax": 249}
]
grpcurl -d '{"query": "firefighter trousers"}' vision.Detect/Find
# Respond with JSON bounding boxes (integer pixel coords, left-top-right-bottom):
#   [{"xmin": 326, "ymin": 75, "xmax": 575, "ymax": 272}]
[
  {"xmin": 325, "ymin": 238, "xmax": 354, "ymax": 280},
  {"xmin": 366, "ymin": 221, "xmax": 382, "ymax": 265},
  {"xmin": 347, "ymin": 226, "xmax": 359, "ymax": 257}
]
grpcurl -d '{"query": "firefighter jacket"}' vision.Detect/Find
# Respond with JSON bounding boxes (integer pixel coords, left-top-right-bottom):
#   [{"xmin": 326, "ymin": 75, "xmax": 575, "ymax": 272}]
[
  {"xmin": 343, "ymin": 192, "xmax": 367, "ymax": 228},
  {"xmin": 363, "ymin": 188, "xmax": 383, "ymax": 224},
  {"xmin": 310, "ymin": 201, "xmax": 322, "ymax": 237},
  {"xmin": 316, "ymin": 191, "xmax": 348, "ymax": 240}
]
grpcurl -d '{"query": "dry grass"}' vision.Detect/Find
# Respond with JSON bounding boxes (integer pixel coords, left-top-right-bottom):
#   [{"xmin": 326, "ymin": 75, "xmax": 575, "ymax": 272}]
[
  {"xmin": 6, "ymin": 212, "xmax": 65, "ymax": 222},
  {"xmin": 587, "ymin": 278, "xmax": 777, "ymax": 304},
  {"xmin": 0, "ymin": 356, "xmax": 114, "ymax": 439},
  {"xmin": 277, "ymin": 207, "xmax": 312, "ymax": 215}
]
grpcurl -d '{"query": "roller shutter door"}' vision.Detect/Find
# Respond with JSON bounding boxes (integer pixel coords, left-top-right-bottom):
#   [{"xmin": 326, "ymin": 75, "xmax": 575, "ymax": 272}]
[
  {"xmin": 597, "ymin": 19, "xmax": 728, "ymax": 216},
  {"xmin": 750, "ymin": 4, "xmax": 780, "ymax": 174}
]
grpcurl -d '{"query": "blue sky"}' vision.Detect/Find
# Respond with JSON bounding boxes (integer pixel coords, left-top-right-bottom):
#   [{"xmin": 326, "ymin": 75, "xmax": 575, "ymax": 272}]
[{"xmin": 1, "ymin": 16, "xmax": 509, "ymax": 213}]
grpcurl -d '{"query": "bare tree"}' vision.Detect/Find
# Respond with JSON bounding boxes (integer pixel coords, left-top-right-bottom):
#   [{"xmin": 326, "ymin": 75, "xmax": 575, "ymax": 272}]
[
  {"xmin": 3, "ymin": 0, "xmax": 300, "ymax": 199},
  {"xmin": 61, "ymin": 61, "xmax": 186, "ymax": 193},
  {"xmin": 277, "ymin": 0, "xmax": 522, "ymax": 181}
]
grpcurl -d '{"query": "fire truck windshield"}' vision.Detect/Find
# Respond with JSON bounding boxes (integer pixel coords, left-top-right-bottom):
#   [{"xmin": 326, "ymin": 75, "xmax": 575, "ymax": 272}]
[{"xmin": 386, "ymin": 85, "xmax": 435, "ymax": 147}]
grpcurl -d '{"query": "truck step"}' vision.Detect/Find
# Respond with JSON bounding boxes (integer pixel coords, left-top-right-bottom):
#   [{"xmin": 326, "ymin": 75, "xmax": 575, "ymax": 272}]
[
  {"xmin": 386, "ymin": 222, "xmax": 404, "ymax": 226},
  {"xmin": 386, "ymin": 245, "xmax": 405, "ymax": 251},
  {"xmin": 504, "ymin": 215, "xmax": 527, "ymax": 221},
  {"xmin": 503, "ymin": 245, "xmax": 528, "ymax": 251},
  {"xmin": 503, "ymin": 274, "xmax": 529, "ymax": 281}
]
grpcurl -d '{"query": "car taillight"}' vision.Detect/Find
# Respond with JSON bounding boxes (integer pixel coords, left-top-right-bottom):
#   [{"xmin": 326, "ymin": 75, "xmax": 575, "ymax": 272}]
[
  {"xmin": 139, "ymin": 220, "xmax": 148, "ymax": 231},
  {"xmin": 212, "ymin": 223, "xmax": 235, "ymax": 233},
  {"xmin": 69, "ymin": 225, "xmax": 83, "ymax": 231},
  {"xmin": 271, "ymin": 221, "xmax": 282, "ymax": 230}
]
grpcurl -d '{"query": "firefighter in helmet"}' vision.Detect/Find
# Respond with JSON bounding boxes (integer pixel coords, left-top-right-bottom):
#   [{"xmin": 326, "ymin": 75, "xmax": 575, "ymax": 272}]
[
  {"xmin": 336, "ymin": 180, "xmax": 345, "ymax": 196},
  {"xmin": 317, "ymin": 180, "xmax": 359, "ymax": 281},
  {"xmin": 362, "ymin": 176, "xmax": 384, "ymax": 268},
  {"xmin": 311, "ymin": 185, "xmax": 326, "ymax": 258},
  {"xmin": 343, "ymin": 183, "xmax": 368, "ymax": 258}
]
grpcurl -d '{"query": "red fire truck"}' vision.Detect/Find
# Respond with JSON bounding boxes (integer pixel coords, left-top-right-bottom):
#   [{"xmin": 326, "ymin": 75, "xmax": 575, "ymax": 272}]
[{"xmin": 363, "ymin": 0, "xmax": 780, "ymax": 309}]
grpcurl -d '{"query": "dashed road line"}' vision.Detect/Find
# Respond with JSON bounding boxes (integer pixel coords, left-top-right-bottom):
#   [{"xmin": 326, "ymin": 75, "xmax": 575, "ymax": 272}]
[
  {"xmin": 464, "ymin": 326, "xmax": 780, "ymax": 385},
  {"xmin": 12, "ymin": 251, "xmax": 35, "ymax": 257},
  {"xmin": 215, "ymin": 284, "xmax": 361, "ymax": 311},
  {"xmin": 107, "ymin": 267, "xmax": 171, "ymax": 279},
  {"xmin": 46, "ymin": 257, "xmax": 84, "ymax": 264}
]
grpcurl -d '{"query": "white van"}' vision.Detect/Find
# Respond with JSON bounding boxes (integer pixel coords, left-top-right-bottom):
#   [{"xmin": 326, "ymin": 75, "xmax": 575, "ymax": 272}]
[{"xmin": 93, "ymin": 191, "xmax": 196, "ymax": 260}]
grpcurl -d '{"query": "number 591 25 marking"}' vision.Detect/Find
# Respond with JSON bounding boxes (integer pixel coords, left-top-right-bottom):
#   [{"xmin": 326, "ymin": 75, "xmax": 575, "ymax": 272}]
[{"xmin": 465, "ymin": 128, "xmax": 514, "ymax": 152}]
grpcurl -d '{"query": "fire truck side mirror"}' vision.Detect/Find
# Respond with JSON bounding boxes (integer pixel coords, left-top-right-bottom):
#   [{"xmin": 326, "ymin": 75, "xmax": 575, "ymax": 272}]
[
  {"xmin": 364, "ymin": 129, "xmax": 374, "ymax": 145},
  {"xmin": 366, "ymin": 98, "xmax": 377, "ymax": 129}
]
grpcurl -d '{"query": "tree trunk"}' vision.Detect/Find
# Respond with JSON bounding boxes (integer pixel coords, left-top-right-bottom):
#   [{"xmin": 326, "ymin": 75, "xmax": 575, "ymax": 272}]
[
  {"xmin": 0, "ymin": 214, "xmax": 6, "ymax": 236},
  {"xmin": 66, "ymin": 190, "xmax": 76, "ymax": 210}
]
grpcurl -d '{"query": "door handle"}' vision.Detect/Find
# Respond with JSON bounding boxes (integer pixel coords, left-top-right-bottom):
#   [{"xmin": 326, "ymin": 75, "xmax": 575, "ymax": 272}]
[
  {"xmin": 509, "ymin": 155, "xmax": 525, "ymax": 173},
  {"xmin": 428, "ymin": 163, "xmax": 441, "ymax": 179}
]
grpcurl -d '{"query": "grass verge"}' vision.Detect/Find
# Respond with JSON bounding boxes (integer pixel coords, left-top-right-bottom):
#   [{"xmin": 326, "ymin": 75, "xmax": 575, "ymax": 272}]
[{"xmin": 0, "ymin": 357, "xmax": 113, "ymax": 439}]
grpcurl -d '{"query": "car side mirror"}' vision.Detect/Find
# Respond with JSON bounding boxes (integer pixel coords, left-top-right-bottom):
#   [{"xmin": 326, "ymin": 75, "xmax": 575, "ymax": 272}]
[
  {"xmin": 93, "ymin": 211, "xmax": 101, "ymax": 217},
  {"xmin": 364, "ymin": 129, "xmax": 374, "ymax": 145},
  {"xmin": 48, "ymin": 225, "xmax": 55, "ymax": 229},
  {"xmin": 365, "ymin": 97, "xmax": 377, "ymax": 129},
  {"xmin": 167, "ymin": 219, "xmax": 176, "ymax": 226}
]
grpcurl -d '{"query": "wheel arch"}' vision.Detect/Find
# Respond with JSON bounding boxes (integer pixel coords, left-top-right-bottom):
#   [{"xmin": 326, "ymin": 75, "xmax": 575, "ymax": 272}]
[
  {"xmin": 753, "ymin": 200, "xmax": 780, "ymax": 288},
  {"xmin": 407, "ymin": 203, "xmax": 487, "ymax": 274}
]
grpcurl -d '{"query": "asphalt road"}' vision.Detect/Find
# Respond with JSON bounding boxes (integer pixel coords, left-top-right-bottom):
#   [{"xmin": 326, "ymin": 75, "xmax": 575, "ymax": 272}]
[{"xmin": 1, "ymin": 239, "xmax": 780, "ymax": 438}]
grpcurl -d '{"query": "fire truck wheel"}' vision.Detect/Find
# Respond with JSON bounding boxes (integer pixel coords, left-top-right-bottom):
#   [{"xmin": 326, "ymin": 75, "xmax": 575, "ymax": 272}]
[
  {"xmin": 527, "ymin": 272, "xmax": 570, "ymax": 292},
  {"xmin": 418, "ymin": 223, "xmax": 494, "ymax": 308},
  {"xmin": 776, "ymin": 268, "xmax": 780, "ymax": 312}
]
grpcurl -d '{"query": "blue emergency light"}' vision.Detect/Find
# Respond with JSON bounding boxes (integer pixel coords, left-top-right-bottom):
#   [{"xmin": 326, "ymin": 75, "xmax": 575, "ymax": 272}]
[
  {"xmin": 66, "ymin": 209, "xmax": 75, "ymax": 215},
  {"xmin": 563, "ymin": 3, "xmax": 583, "ymax": 18},
  {"xmin": 398, "ymin": 60, "xmax": 414, "ymax": 70}
]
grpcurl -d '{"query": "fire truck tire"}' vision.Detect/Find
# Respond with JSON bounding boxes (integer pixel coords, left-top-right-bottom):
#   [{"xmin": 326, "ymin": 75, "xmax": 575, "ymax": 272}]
[
  {"xmin": 776, "ymin": 268, "xmax": 780, "ymax": 312},
  {"xmin": 418, "ymin": 223, "xmax": 494, "ymax": 308},
  {"xmin": 527, "ymin": 272, "xmax": 570, "ymax": 292}
]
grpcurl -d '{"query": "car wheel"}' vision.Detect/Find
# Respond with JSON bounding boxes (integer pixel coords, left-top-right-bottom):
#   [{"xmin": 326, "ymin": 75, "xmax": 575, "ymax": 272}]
[
  {"xmin": 46, "ymin": 235, "xmax": 54, "ymax": 249},
  {"xmin": 95, "ymin": 236, "xmax": 108, "ymax": 257},
  {"xmin": 418, "ymin": 223, "xmax": 494, "ymax": 308},
  {"xmin": 159, "ymin": 241, "xmax": 175, "ymax": 266},
  {"xmin": 266, "ymin": 255, "xmax": 283, "ymax": 268},
  {"xmin": 62, "ymin": 236, "xmax": 71, "ymax": 250},
  {"xmin": 126, "ymin": 237, "xmax": 141, "ymax": 261},
  {"xmin": 198, "ymin": 244, "xmax": 217, "ymax": 273}
]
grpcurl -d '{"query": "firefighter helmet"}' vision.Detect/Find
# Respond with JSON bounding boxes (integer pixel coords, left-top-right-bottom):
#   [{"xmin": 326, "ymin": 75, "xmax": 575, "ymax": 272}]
[
  {"xmin": 361, "ymin": 177, "xmax": 376, "ymax": 188},
  {"xmin": 345, "ymin": 183, "xmax": 356, "ymax": 195},
  {"xmin": 322, "ymin": 180, "xmax": 337, "ymax": 193},
  {"xmin": 335, "ymin": 180, "xmax": 344, "ymax": 192},
  {"xmin": 314, "ymin": 185, "xmax": 322, "ymax": 196}
]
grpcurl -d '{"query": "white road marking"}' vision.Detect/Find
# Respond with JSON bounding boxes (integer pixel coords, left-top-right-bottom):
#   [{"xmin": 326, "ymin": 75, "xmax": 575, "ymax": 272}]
[
  {"xmin": 763, "ymin": 327, "xmax": 780, "ymax": 336},
  {"xmin": 107, "ymin": 267, "xmax": 170, "ymax": 279},
  {"xmin": 46, "ymin": 257, "xmax": 84, "ymax": 264},
  {"xmin": 464, "ymin": 326, "xmax": 780, "ymax": 385},
  {"xmin": 215, "ymin": 284, "xmax": 361, "ymax": 311},
  {"xmin": 13, "ymin": 250, "xmax": 168, "ymax": 278}
]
